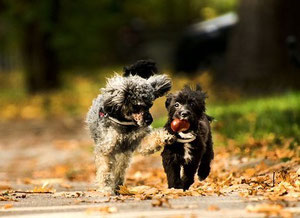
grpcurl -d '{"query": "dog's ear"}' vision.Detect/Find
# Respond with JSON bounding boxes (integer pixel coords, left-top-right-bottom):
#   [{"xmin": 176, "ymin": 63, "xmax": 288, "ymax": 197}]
[
  {"xmin": 165, "ymin": 94, "xmax": 173, "ymax": 109},
  {"xmin": 148, "ymin": 75, "xmax": 171, "ymax": 99}
]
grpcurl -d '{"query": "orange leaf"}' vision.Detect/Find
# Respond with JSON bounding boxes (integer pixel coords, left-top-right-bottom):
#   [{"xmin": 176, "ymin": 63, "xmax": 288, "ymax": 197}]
[
  {"xmin": 207, "ymin": 205, "xmax": 220, "ymax": 211},
  {"xmin": 3, "ymin": 204, "xmax": 13, "ymax": 209}
]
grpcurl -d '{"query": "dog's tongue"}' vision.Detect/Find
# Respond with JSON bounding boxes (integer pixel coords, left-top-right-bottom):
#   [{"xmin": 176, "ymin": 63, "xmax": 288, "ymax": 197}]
[{"xmin": 171, "ymin": 119, "xmax": 190, "ymax": 132}]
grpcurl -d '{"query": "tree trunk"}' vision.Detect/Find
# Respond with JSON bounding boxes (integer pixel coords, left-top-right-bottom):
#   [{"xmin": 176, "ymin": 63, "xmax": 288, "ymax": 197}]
[
  {"xmin": 224, "ymin": 0, "xmax": 300, "ymax": 93},
  {"xmin": 22, "ymin": 0, "xmax": 60, "ymax": 93}
]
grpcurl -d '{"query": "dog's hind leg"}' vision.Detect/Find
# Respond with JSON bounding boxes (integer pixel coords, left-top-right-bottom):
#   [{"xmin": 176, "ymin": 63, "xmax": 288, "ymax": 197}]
[{"xmin": 197, "ymin": 133, "xmax": 214, "ymax": 181}]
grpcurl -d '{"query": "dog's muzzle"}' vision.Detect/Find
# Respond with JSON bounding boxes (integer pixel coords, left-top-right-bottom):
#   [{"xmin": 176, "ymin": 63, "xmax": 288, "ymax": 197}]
[
  {"xmin": 174, "ymin": 109, "xmax": 192, "ymax": 121},
  {"xmin": 132, "ymin": 111, "xmax": 153, "ymax": 126},
  {"xmin": 144, "ymin": 112, "xmax": 153, "ymax": 126},
  {"xmin": 179, "ymin": 110, "xmax": 191, "ymax": 119}
]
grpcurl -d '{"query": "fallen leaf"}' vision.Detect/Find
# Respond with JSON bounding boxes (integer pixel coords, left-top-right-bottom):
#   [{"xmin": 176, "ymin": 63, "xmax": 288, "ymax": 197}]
[
  {"xmin": 151, "ymin": 198, "xmax": 163, "ymax": 207},
  {"xmin": 59, "ymin": 183, "xmax": 73, "ymax": 189},
  {"xmin": 118, "ymin": 186, "xmax": 134, "ymax": 195},
  {"xmin": 54, "ymin": 191, "xmax": 84, "ymax": 198},
  {"xmin": 0, "ymin": 184, "xmax": 12, "ymax": 191},
  {"xmin": 246, "ymin": 203, "xmax": 283, "ymax": 215},
  {"xmin": 32, "ymin": 183, "xmax": 55, "ymax": 193},
  {"xmin": 21, "ymin": 178, "xmax": 33, "ymax": 185},
  {"xmin": 86, "ymin": 206, "xmax": 117, "ymax": 214},
  {"xmin": 244, "ymin": 168, "xmax": 256, "ymax": 177},
  {"xmin": 2, "ymin": 204, "xmax": 13, "ymax": 209},
  {"xmin": 151, "ymin": 198, "xmax": 171, "ymax": 208},
  {"xmin": 207, "ymin": 205, "xmax": 220, "ymax": 211},
  {"xmin": 130, "ymin": 186, "xmax": 158, "ymax": 195},
  {"xmin": 0, "ymin": 196, "xmax": 17, "ymax": 202}
]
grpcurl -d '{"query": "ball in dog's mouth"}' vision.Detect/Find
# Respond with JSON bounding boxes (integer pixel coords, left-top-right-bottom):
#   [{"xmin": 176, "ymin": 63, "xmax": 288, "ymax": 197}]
[{"xmin": 171, "ymin": 119, "xmax": 190, "ymax": 132}]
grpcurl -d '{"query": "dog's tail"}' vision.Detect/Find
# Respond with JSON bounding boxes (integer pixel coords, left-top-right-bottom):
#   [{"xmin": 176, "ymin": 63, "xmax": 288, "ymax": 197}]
[{"xmin": 123, "ymin": 60, "xmax": 158, "ymax": 79}]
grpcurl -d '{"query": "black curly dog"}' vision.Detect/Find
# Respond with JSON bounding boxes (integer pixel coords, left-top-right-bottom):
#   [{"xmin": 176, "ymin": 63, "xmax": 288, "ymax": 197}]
[{"xmin": 161, "ymin": 85, "xmax": 214, "ymax": 190}]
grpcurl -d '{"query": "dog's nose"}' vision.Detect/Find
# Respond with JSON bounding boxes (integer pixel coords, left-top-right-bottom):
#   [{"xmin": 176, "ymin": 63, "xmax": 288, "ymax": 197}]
[
  {"xmin": 180, "ymin": 110, "xmax": 191, "ymax": 118},
  {"xmin": 144, "ymin": 113, "xmax": 153, "ymax": 125},
  {"xmin": 145, "ymin": 116, "xmax": 153, "ymax": 125}
]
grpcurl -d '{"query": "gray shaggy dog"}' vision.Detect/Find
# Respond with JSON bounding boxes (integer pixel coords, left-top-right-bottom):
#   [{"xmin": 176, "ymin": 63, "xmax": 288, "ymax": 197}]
[{"xmin": 86, "ymin": 63, "xmax": 173, "ymax": 194}]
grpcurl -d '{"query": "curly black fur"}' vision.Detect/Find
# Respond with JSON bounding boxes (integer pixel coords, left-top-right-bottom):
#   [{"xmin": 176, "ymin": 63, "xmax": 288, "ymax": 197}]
[
  {"xmin": 161, "ymin": 85, "xmax": 214, "ymax": 190},
  {"xmin": 123, "ymin": 60, "xmax": 158, "ymax": 79}
]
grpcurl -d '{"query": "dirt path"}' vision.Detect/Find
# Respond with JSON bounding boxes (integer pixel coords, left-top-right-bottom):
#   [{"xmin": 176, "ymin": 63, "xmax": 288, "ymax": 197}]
[{"xmin": 0, "ymin": 120, "xmax": 299, "ymax": 217}]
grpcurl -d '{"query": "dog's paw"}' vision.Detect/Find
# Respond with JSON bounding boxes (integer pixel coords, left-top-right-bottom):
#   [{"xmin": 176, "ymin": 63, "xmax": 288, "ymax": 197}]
[
  {"xmin": 198, "ymin": 166, "xmax": 211, "ymax": 181},
  {"xmin": 96, "ymin": 187, "xmax": 116, "ymax": 196},
  {"xmin": 164, "ymin": 132, "xmax": 177, "ymax": 145}
]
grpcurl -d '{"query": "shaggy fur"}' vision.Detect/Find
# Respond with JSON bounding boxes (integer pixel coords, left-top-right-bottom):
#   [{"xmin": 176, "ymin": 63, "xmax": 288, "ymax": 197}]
[
  {"xmin": 161, "ymin": 85, "xmax": 214, "ymax": 190},
  {"xmin": 86, "ymin": 62, "xmax": 173, "ymax": 194}
]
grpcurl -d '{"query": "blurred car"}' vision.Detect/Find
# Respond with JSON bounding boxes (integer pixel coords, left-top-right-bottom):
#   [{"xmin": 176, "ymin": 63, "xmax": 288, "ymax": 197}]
[{"xmin": 174, "ymin": 12, "xmax": 238, "ymax": 73}]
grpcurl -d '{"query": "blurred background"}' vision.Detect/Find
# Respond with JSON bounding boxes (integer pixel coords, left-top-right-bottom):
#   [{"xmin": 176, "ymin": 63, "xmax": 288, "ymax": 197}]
[{"xmin": 0, "ymin": 0, "xmax": 299, "ymax": 182}]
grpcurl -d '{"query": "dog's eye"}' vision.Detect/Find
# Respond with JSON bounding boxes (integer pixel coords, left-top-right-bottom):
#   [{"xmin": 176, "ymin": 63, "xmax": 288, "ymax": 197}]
[
  {"xmin": 190, "ymin": 102, "xmax": 196, "ymax": 107},
  {"xmin": 174, "ymin": 102, "xmax": 180, "ymax": 108}
]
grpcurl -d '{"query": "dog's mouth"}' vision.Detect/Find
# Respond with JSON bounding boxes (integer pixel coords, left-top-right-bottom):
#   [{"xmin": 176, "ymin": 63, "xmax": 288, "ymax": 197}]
[
  {"xmin": 173, "ymin": 115, "xmax": 190, "ymax": 122},
  {"xmin": 132, "ymin": 112, "xmax": 143, "ymax": 124},
  {"xmin": 131, "ymin": 112, "xmax": 153, "ymax": 126}
]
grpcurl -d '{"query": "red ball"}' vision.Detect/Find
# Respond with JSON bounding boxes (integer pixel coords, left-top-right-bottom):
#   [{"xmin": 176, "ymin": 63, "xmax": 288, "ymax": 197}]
[{"xmin": 171, "ymin": 119, "xmax": 190, "ymax": 132}]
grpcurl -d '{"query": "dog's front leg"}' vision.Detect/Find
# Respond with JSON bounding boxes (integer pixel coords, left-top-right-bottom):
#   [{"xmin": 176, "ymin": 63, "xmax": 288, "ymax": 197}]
[
  {"xmin": 161, "ymin": 151, "xmax": 183, "ymax": 189},
  {"xmin": 137, "ymin": 128, "xmax": 176, "ymax": 155},
  {"xmin": 94, "ymin": 137, "xmax": 118, "ymax": 195},
  {"xmin": 113, "ymin": 151, "xmax": 133, "ymax": 192},
  {"xmin": 94, "ymin": 153, "xmax": 115, "ymax": 194},
  {"xmin": 182, "ymin": 162, "xmax": 200, "ymax": 190},
  {"xmin": 93, "ymin": 129, "xmax": 120, "ymax": 194}
]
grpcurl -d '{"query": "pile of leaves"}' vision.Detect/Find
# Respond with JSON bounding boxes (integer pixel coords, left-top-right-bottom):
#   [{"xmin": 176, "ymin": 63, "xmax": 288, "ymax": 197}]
[
  {"xmin": 0, "ymin": 122, "xmax": 299, "ymax": 216},
  {"xmin": 4, "ymin": 135, "xmax": 297, "ymax": 203},
  {"xmin": 121, "ymin": 137, "xmax": 300, "ymax": 203}
]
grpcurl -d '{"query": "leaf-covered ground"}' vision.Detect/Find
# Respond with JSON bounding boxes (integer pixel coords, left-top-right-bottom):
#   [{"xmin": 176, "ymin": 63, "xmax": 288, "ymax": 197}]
[{"xmin": 0, "ymin": 118, "xmax": 299, "ymax": 217}]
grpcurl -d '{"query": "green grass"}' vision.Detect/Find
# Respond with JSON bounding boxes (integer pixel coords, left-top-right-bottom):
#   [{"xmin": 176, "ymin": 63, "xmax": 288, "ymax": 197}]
[{"xmin": 153, "ymin": 92, "xmax": 300, "ymax": 143}]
